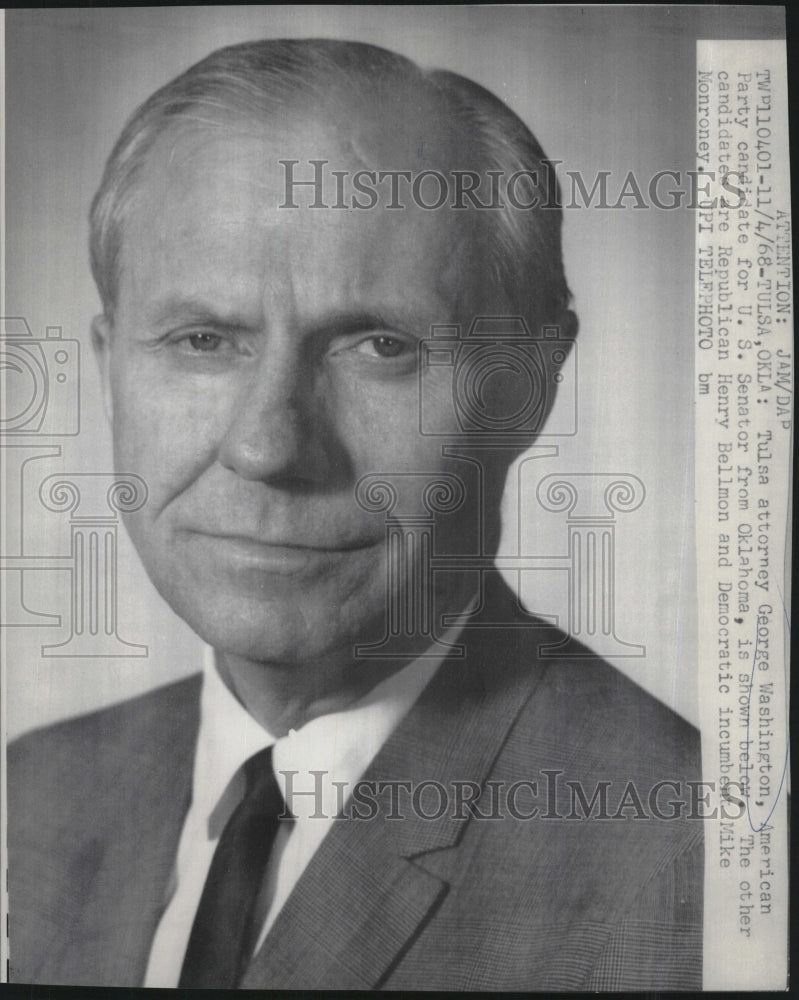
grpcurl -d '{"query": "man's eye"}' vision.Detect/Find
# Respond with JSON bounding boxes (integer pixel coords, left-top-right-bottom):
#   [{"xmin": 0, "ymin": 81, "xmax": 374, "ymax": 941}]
[
  {"xmin": 186, "ymin": 332, "xmax": 223, "ymax": 352},
  {"xmin": 355, "ymin": 335, "xmax": 410, "ymax": 359}
]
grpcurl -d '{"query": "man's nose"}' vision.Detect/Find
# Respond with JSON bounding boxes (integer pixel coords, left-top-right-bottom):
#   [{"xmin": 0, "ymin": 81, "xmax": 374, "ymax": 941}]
[{"xmin": 217, "ymin": 349, "xmax": 341, "ymax": 488}]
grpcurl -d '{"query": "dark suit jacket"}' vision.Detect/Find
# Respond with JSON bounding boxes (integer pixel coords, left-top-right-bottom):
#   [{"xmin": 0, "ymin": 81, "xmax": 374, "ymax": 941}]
[{"xmin": 8, "ymin": 588, "xmax": 703, "ymax": 990}]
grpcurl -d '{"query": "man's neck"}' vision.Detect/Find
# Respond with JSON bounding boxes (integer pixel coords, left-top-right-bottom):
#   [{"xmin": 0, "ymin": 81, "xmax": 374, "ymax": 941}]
[
  {"xmin": 214, "ymin": 642, "xmax": 430, "ymax": 737},
  {"xmin": 213, "ymin": 572, "xmax": 480, "ymax": 735}
]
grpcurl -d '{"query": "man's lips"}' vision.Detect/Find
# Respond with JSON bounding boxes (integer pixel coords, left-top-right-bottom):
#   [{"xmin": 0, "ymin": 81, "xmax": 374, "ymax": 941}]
[
  {"xmin": 186, "ymin": 530, "xmax": 379, "ymax": 551},
  {"xmin": 181, "ymin": 530, "xmax": 382, "ymax": 576}
]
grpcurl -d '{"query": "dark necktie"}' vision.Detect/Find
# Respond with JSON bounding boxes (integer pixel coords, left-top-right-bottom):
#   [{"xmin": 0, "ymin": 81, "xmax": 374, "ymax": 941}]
[{"xmin": 178, "ymin": 744, "xmax": 285, "ymax": 989}]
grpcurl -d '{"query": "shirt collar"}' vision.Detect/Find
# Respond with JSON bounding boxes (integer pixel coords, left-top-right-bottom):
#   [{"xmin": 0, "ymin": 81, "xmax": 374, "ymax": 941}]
[{"xmin": 195, "ymin": 641, "xmax": 448, "ymax": 825}]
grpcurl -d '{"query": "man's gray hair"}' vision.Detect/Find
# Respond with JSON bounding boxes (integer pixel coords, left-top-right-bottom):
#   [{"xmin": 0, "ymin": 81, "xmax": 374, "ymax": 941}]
[{"xmin": 90, "ymin": 38, "xmax": 571, "ymax": 325}]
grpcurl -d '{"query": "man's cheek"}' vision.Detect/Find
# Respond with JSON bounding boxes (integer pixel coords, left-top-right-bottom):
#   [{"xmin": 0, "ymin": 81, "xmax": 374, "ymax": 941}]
[
  {"xmin": 345, "ymin": 404, "xmax": 447, "ymax": 471},
  {"xmin": 112, "ymin": 408, "xmax": 158, "ymax": 474},
  {"xmin": 114, "ymin": 384, "xmax": 184, "ymax": 452},
  {"xmin": 121, "ymin": 508, "xmax": 155, "ymax": 551}
]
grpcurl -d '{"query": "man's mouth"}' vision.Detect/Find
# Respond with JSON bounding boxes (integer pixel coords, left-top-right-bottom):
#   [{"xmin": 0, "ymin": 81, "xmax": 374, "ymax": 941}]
[{"xmin": 182, "ymin": 530, "xmax": 381, "ymax": 576}]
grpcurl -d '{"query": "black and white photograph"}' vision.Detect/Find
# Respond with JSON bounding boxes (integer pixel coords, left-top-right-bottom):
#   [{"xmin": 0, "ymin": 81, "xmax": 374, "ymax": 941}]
[{"xmin": 0, "ymin": 6, "xmax": 791, "ymax": 992}]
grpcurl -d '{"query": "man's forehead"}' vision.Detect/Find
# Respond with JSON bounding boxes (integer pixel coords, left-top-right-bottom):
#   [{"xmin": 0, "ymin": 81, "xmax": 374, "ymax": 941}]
[
  {"xmin": 120, "ymin": 115, "xmax": 484, "ymax": 319},
  {"xmin": 135, "ymin": 86, "xmax": 469, "ymax": 194}
]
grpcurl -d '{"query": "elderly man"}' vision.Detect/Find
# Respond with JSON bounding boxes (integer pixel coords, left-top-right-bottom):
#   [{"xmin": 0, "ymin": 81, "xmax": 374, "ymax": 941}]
[{"xmin": 8, "ymin": 38, "xmax": 702, "ymax": 990}]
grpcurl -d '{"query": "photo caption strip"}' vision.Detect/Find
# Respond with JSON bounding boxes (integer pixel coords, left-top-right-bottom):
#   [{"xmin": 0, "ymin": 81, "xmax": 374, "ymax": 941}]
[{"xmin": 695, "ymin": 39, "xmax": 791, "ymax": 990}]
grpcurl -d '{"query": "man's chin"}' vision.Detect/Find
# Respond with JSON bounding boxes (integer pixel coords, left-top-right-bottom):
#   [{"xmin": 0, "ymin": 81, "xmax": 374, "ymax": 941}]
[
  {"xmin": 136, "ymin": 536, "xmax": 389, "ymax": 661},
  {"xmin": 167, "ymin": 594, "xmax": 386, "ymax": 666}
]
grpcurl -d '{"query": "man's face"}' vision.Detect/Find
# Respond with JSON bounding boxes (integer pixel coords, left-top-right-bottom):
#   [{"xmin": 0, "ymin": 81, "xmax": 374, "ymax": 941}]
[{"xmin": 94, "ymin": 115, "xmax": 508, "ymax": 665}]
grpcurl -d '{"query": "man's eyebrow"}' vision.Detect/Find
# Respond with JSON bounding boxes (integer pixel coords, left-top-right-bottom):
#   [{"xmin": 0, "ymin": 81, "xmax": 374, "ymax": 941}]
[
  {"xmin": 316, "ymin": 310, "xmax": 424, "ymax": 338},
  {"xmin": 146, "ymin": 300, "xmax": 438, "ymax": 338},
  {"xmin": 145, "ymin": 296, "xmax": 259, "ymax": 330}
]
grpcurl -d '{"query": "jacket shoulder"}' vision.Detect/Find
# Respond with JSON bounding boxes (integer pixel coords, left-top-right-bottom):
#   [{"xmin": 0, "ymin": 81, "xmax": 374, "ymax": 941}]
[
  {"xmin": 521, "ymin": 653, "xmax": 700, "ymax": 773},
  {"xmin": 470, "ymin": 586, "xmax": 699, "ymax": 777},
  {"xmin": 8, "ymin": 674, "xmax": 202, "ymax": 829},
  {"xmin": 7, "ymin": 676, "xmax": 201, "ymax": 986}
]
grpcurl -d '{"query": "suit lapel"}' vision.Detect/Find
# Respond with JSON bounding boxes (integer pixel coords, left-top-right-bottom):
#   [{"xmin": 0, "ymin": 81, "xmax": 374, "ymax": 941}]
[{"xmin": 241, "ymin": 598, "xmax": 555, "ymax": 989}]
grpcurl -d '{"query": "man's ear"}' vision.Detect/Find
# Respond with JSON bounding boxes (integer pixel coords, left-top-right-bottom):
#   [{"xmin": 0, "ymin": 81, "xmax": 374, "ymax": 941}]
[
  {"xmin": 533, "ymin": 307, "xmax": 579, "ymax": 435},
  {"xmin": 556, "ymin": 308, "xmax": 579, "ymax": 345},
  {"xmin": 91, "ymin": 314, "xmax": 114, "ymax": 423}
]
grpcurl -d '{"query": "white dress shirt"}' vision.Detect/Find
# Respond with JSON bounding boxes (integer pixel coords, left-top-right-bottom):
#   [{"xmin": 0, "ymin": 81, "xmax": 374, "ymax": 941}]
[{"xmin": 143, "ymin": 645, "xmax": 446, "ymax": 987}]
